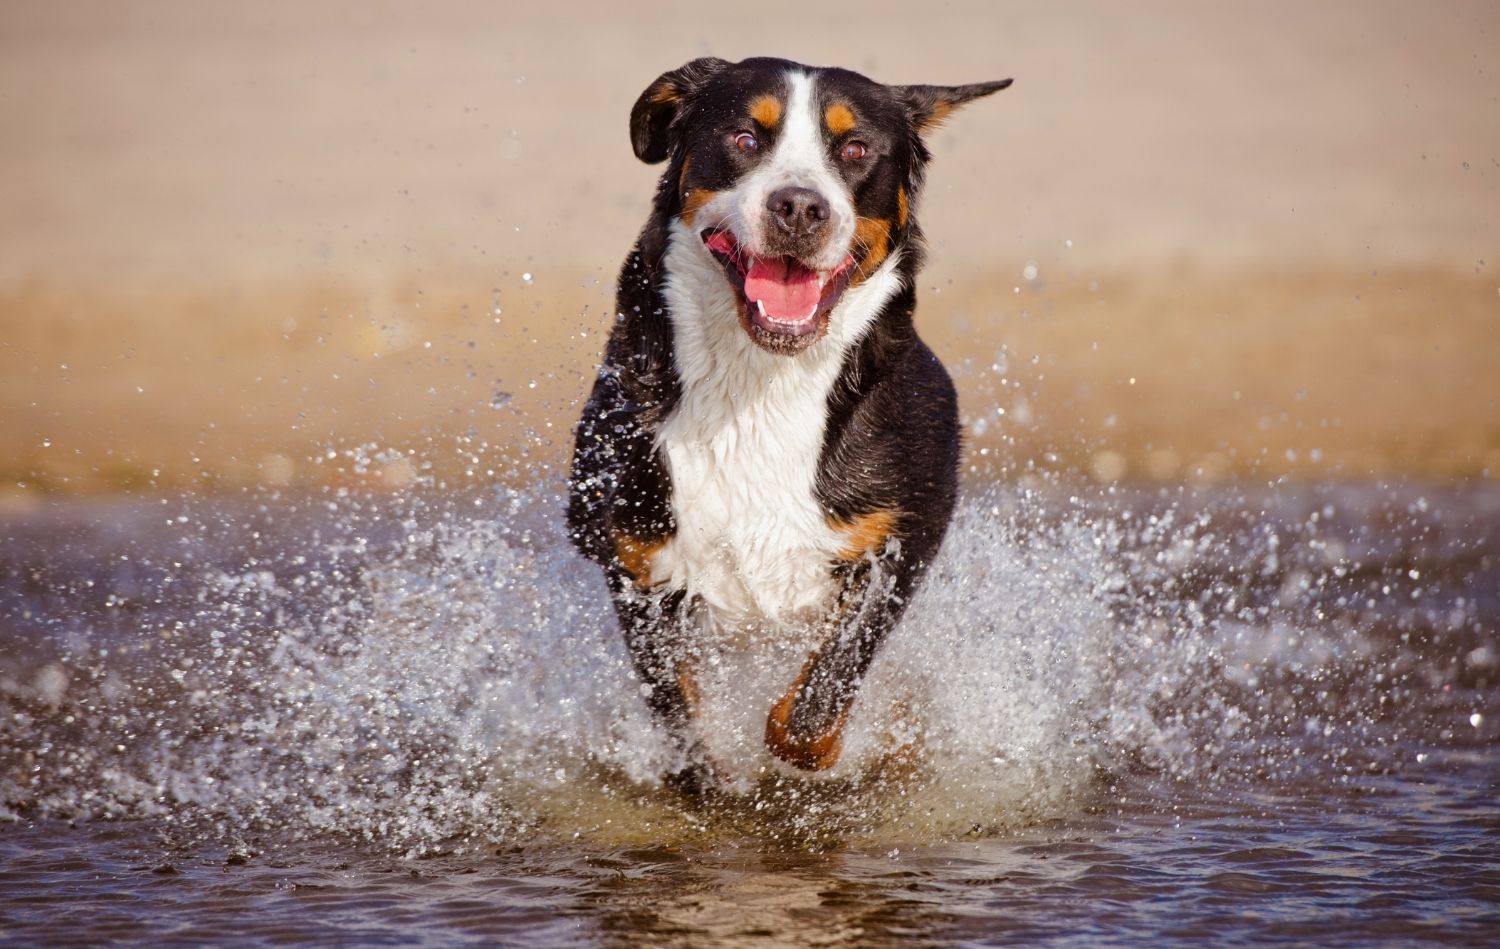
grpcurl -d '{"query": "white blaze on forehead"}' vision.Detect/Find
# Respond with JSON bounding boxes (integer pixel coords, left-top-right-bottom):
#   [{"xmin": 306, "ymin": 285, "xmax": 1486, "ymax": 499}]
[{"xmin": 737, "ymin": 70, "xmax": 856, "ymax": 271}]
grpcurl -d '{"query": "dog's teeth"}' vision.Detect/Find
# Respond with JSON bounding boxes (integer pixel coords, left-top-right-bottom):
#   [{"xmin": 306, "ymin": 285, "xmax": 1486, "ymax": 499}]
[{"xmin": 756, "ymin": 300, "xmax": 767, "ymax": 317}]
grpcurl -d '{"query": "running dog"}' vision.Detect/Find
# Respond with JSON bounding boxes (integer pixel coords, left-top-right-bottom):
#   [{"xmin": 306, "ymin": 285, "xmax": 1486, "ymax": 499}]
[{"xmin": 567, "ymin": 56, "xmax": 1010, "ymax": 791}]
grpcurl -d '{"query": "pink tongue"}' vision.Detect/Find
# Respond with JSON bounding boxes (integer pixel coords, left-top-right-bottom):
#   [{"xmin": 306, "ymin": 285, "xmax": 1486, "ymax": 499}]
[{"xmin": 744, "ymin": 258, "xmax": 822, "ymax": 323}]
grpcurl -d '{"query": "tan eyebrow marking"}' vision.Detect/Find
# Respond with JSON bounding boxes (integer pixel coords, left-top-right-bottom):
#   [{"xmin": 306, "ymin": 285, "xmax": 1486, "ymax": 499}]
[
  {"xmin": 750, "ymin": 95, "xmax": 782, "ymax": 128},
  {"xmin": 824, "ymin": 103, "xmax": 856, "ymax": 135}
]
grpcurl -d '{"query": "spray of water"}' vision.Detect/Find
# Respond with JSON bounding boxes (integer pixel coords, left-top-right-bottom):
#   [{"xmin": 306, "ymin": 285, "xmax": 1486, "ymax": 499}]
[{"xmin": 2, "ymin": 471, "xmax": 1488, "ymax": 853}]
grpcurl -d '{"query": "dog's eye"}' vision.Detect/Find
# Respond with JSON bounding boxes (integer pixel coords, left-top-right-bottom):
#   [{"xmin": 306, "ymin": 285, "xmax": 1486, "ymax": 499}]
[
  {"xmin": 733, "ymin": 131, "xmax": 760, "ymax": 152},
  {"xmin": 840, "ymin": 141, "xmax": 868, "ymax": 162}
]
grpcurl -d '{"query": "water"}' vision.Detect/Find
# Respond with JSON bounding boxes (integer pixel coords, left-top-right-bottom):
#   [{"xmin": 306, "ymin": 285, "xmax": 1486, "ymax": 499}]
[{"xmin": 2, "ymin": 477, "xmax": 1496, "ymax": 944}]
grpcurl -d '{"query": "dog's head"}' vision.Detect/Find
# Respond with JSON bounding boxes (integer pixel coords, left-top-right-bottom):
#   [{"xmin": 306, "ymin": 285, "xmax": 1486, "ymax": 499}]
[{"xmin": 631, "ymin": 57, "xmax": 1010, "ymax": 355}]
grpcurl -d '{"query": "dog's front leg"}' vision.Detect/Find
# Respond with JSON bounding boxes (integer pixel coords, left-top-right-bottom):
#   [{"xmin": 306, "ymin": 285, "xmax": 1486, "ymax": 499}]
[
  {"xmin": 764, "ymin": 556, "xmax": 909, "ymax": 772},
  {"xmin": 605, "ymin": 573, "xmax": 717, "ymax": 794}
]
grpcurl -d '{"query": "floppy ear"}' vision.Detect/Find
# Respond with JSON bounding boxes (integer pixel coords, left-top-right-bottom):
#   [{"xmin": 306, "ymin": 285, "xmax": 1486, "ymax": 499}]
[
  {"xmin": 629, "ymin": 57, "xmax": 731, "ymax": 164},
  {"xmin": 894, "ymin": 79, "xmax": 1013, "ymax": 133}
]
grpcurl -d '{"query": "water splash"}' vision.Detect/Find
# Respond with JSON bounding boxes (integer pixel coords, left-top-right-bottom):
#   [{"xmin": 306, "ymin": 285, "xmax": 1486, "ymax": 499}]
[{"xmin": 2, "ymin": 478, "xmax": 1492, "ymax": 852}]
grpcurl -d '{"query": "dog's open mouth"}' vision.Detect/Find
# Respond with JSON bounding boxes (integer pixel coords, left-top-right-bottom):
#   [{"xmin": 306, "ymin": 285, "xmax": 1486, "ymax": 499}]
[{"xmin": 702, "ymin": 229, "xmax": 855, "ymax": 349}]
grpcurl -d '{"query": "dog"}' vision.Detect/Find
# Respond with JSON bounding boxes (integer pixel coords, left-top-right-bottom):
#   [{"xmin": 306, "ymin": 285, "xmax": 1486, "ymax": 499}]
[{"xmin": 567, "ymin": 57, "xmax": 1010, "ymax": 792}]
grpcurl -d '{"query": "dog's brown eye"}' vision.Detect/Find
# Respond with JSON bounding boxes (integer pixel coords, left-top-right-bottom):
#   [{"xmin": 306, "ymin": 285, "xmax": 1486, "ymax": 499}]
[
  {"xmin": 734, "ymin": 131, "xmax": 760, "ymax": 152},
  {"xmin": 840, "ymin": 141, "xmax": 868, "ymax": 161}
]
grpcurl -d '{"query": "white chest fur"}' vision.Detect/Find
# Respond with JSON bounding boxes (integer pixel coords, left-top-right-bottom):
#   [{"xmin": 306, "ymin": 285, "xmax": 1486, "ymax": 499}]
[{"xmin": 649, "ymin": 221, "xmax": 903, "ymax": 622}]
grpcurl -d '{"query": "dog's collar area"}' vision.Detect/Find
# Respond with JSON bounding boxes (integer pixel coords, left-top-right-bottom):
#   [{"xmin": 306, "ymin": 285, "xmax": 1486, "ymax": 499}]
[{"xmin": 701, "ymin": 228, "xmax": 855, "ymax": 344}]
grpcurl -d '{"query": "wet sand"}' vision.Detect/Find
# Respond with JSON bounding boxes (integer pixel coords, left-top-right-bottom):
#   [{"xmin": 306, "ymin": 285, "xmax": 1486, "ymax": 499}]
[
  {"xmin": 2, "ymin": 0, "xmax": 1498, "ymax": 497},
  {"xmin": 3, "ymin": 266, "xmax": 1497, "ymax": 498}
]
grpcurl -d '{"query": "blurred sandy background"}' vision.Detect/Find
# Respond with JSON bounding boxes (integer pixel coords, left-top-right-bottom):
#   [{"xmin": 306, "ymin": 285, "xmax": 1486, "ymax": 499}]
[{"xmin": 1, "ymin": 0, "xmax": 1497, "ymax": 498}]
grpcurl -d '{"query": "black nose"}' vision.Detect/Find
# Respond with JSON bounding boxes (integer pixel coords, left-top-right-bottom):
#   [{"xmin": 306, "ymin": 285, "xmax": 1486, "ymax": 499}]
[{"xmin": 766, "ymin": 186, "xmax": 830, "ymax": 237}]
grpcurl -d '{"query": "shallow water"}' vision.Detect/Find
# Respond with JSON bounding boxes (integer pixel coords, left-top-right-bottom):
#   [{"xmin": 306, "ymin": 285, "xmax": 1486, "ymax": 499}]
[{"xmin": 2, "ymin": 478, "xmax": 1496, "ymax": 945}]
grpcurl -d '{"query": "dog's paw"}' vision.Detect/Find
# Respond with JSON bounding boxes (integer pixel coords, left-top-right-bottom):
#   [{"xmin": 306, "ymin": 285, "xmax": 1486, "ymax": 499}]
[
  {"xmin": 764, "ymin": 687, "xmax": 848, "ymax": 772},
  {"xmin": 661, "ymin": 741, "xmax": 729, "ymax": 797},
  {"xmin": 662, "ymin": 761, "xmax": 715, "ymax": 797}
]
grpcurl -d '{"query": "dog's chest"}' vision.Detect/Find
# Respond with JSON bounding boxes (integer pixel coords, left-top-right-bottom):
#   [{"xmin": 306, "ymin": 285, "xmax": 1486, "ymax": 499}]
[
  {"xmin": 651, "ymin": 342, "xmax": 846, "ymax": 622},
  {"xmin": 639, "ymin": 220, "xmax": 905, "ymax": 623}
]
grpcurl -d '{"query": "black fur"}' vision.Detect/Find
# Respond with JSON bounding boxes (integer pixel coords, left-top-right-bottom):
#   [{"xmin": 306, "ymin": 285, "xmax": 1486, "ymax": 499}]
[{"xmin": 567, "ymin": 57, "xmax": 1009, "ymax": 786}]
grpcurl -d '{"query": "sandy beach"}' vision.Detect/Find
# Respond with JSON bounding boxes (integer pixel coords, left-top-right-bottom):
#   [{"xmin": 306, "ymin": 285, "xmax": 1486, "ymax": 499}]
[{"xmin": 1, "ymin": 0, "xmax": 1497, "ymax": 495}]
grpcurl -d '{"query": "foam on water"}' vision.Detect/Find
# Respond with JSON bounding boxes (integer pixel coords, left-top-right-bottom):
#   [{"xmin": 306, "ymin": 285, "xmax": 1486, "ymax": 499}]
[{"xmin": 2, "ymin": 477, "xmax": 1492, "ymax": 853}]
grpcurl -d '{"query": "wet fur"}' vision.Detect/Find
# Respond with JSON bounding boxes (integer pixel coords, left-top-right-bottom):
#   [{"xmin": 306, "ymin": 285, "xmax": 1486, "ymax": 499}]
[{"xmin": 567, "ymin": 57, "xmax": 1009, "ymax": 789}]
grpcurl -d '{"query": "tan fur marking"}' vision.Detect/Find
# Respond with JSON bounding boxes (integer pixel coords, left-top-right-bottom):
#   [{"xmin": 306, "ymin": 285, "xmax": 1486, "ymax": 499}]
[
  {"xmin": 681, "ymin": 188, "xmax": 716, "ymax": 227},
  {"xmin": 881, "ymin": 696, "xmax": 922, "ymax": 772},
  {"xmin": 764, "ymin": 655, "xmax": 849, "ymax": 771},
  {"xmin": 896, "ymin": 185, "xmax": 909, "ymax": 228},
  {"xmin": 676, "ymin": 661, "xmax": 702, "ymax": 717},
  {"xmin": 614, "ymin": 532, "xmax": 664, "ymax": 590},
  {"xmin": 650, "ymin": 83, "xmax": 681, "ymax": 105},
  {"xmin": 924, "ymin": 100, "xmax": 954, "ymax": 129},
  {"xmin": 678, "ymin": 158, "xmax": 718, "ymax": 226},
  {"xmin": 824, "ymin": 103, "xmax": 856, "ymax": 135},
  {"xmin": 831, "ymin": 509, "xmax": 899, "ymax": 560},
  {"xmin": 750, "ymin": 95, "xmax": 782, "ymax": 128},
  {"xmin": 852, "ymin": 216, "xmax": 892, "ymax": 284}
]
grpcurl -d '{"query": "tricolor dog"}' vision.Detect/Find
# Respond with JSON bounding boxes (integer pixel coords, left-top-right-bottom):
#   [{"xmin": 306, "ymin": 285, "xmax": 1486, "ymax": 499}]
[{"xmin": 567, "ymin": 57, "xmax": 1010, "ymax": 791}]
